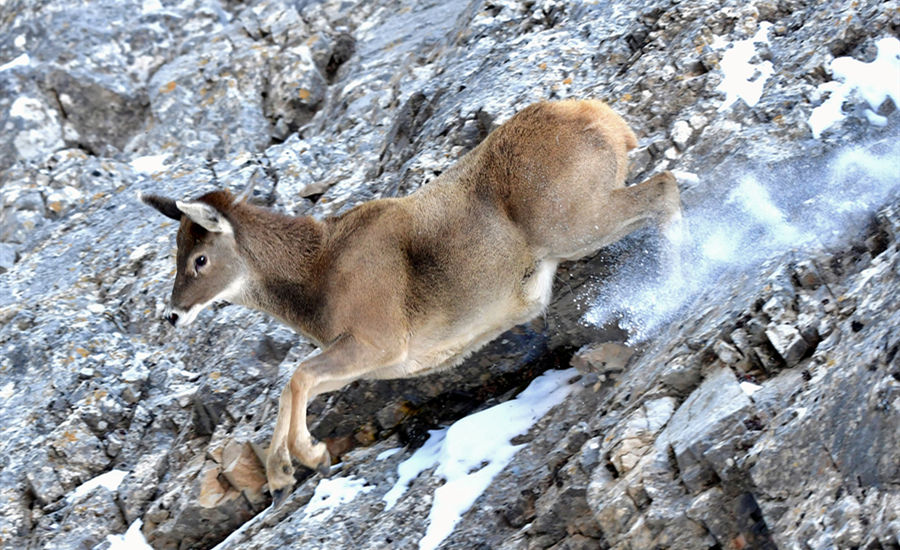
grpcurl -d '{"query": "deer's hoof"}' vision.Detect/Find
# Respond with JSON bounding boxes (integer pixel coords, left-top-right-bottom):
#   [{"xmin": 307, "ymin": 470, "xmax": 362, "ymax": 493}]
[
  {"xmin": 315, "ymin": 447, "xmax": 332, "ymax": 477},
  {"xmin": 271, "ymin": 487, "xmax": 291, "ymax": 509}
]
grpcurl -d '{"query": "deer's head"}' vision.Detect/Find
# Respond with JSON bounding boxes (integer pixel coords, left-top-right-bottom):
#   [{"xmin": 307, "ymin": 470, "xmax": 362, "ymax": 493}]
[{"xmin": 140, "ymin": 191, "xmax": 249, "ymax": 327}]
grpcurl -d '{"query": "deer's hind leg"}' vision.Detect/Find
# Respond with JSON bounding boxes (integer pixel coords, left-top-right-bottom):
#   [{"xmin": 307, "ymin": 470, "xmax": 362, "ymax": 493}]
[{"xmin": 552, "ymin": 171, "xmax": 684, "ymax": 269}]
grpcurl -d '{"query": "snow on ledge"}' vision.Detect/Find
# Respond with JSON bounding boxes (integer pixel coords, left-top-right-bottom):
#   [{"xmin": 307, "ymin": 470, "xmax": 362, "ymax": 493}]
[
  {"xmin": 130, "ymin": 154, "xmax": 170, "ymax": 175},
  {"xmin": 383, "ymin": 368, "xmax": 579, "ymax": 550},
  {"xmin": 0, "ymin": 53, "xmax": 30, "ymax": 73},
  {"xmin": 376, "ymin": 447, "xmax": 402, "ymax": 461},
  {"xmin": 68, "ymin": 469, "xmax": 129, "ymax": 503},
  {"xmin": 714, "ymin": 22, "xmax": 774, "ymax": 111},
  {"xmin": 304, "ymin": 475, "xmax": 374, "ymax": 521},
  {"xmin": 809, "ymin": 36, "xmax": 900, "ymax": 138},
  {"xmin": 107, "ymin": 519, "xmax": 154, "ymax": 550}
]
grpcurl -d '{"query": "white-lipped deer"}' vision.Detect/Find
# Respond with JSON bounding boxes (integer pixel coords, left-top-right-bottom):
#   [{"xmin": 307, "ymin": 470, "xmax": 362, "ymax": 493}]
[{"xmin": 140, "ymin": 99, "xmax": 683, "ymax": 506}]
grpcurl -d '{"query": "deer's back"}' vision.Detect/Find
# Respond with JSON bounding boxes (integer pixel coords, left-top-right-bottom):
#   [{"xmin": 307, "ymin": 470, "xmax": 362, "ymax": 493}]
[{"xmin": 318, "ymin": 99, "xmax": 636, "ymax": 345}]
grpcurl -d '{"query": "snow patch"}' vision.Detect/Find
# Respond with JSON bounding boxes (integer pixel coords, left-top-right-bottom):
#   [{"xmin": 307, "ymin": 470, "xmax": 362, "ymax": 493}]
[
  {"xmin": 10, "ymin": 96, "xmax": 48, "ymax": 122},
  {"xmin": 740, "ymin": 381, "xmax": 762, "ymax": 396},
  {"xmin": 383, "ymin": 368, "xmax": 578, "ymax": 550},
  {"xmin": 304, "ymin": 475, "xmax": 374, "ymax": 520},
  {"xmin": 809, "ymin": 36, "xmax": 900, "ymax": 138},
  {"xmin": 107, "ymin": 519, "xmax": 154, "ymax": 550},
  {"xmin": 131, "ymin": 154, "xmax": 170, "ymax": 174},
  {"xmin": 376, "ymin": 447, "xmax": 402, "ymax": 461},
  {"xmin": 0, "ymin": 382, "xmax": 14, "ymax": 400},
  {"xmin": 0, "ymin": 53, "xmax": 30, "ymax": 72},
  {"xmin": 142, "ymin": 0, "xmax": 163, "ymax": 13},
  {"xmin": 715, "ymin": 22, "xmax": 774, "ymax": 111},
  {"xmin": 69, "ymin": 469, "xmax": 129, "ymax": 502},
  {"xmin": 671, "ymin": 170, "xmax": 700, "ymax": 185}
]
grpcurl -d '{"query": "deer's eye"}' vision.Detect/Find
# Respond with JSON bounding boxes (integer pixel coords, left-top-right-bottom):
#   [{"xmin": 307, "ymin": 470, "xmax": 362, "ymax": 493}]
[{"xmin": 195, "ymin": 255, "xmax": 207, "ymax": 269}]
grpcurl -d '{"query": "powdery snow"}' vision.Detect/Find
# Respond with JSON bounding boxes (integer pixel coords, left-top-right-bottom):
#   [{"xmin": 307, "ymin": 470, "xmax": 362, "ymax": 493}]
[
  {"xmin": 715, "ymin": 23, "xmax": 774, "ymax": 111},
  {"xmin": 585, "ymin": 140, "xmax": 900, "ymax": 343},
  {"xmin": 809, "ymin": 36, "xmax": 900, "ymax": 138},
  {"xmin": 727, "ymin": 176, "xmax": 805, "ymax": 246},
  {"xmin": 383, "ymin": 368, "xmax": 578, "ymax": 550}
]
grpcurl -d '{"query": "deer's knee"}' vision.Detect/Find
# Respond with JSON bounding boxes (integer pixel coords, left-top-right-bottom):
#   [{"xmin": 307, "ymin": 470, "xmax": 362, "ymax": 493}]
[{"xmin": 289, "ymin": 368, "xmax": 315, "ymax": 394}]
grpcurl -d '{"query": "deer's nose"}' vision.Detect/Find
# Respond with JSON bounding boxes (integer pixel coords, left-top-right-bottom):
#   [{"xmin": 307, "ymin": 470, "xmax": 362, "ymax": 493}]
[{"xmin": 166, "ymin": 312, "xmax": 179, "ymax": 326}]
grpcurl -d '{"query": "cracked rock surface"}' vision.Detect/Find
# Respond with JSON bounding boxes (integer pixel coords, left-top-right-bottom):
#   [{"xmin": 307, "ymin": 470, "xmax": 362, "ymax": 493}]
[{"xmin": 1, "ymin": 0, "xmax": 898, "ymax": 549}]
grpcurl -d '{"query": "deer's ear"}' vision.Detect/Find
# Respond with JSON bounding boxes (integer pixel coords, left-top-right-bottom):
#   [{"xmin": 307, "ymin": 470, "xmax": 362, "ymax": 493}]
[
  {"xmin": 174, "ymin": 200, "xmax": 233, "ymax": 234},
  {"xmin": 175, "ymin": 201, "xmax": 234, "ymax": 233},
  {"xmin": 138, "ymin": 192, "xmax": 182, "ymax": 221}
]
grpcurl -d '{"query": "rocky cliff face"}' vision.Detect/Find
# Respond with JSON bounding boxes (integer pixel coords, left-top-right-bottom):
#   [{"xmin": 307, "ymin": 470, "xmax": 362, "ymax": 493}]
[{"xmin": 0, "ymin": 0, "xmax": 898, "ymax": 549}]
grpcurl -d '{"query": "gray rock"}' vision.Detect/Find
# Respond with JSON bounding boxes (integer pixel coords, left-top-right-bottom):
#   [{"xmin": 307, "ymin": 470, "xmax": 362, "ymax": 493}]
[
  {"xmin": 0, "ymin": 243, "xmax": 16, "ymax": 272},
  {"xmin": 669, "ymin": 120, "xmax": 693, "ymax": 150},
  {"xmin": 765, "ymin": 322, "xmax": 809, "ymax": 366},
  {"xmin": 657, "ymin": 367, "xmax": 752, "ymax": 493},
  {"xmin": 39, "ymin": 488, "xmax": 126, "ymax": 549},
  {"xmin": 119, "ymin": 450, "xmax": 168, "ymax": 524},
  {"xmin": 44, "ymin": 414, "xmax": 112, "ymax": 489},
  {"xmin": 265, "ymin": 45, "xmax": 328, "ymax": 140},
  {"xmin": 0, "ymin": 91, "xmax": 65, "ymax": 165}
]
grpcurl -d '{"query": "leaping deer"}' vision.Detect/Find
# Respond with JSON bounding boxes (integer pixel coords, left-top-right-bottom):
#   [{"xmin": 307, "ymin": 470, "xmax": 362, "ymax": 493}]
[{"xmin": 140, "ymin": 99, "xmax": 683, "ymax": 506}]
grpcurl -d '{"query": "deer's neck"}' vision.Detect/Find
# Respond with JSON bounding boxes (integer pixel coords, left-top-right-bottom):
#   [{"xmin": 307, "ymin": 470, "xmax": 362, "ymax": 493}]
[{"xmin": 234, "ymin": 205, "xmax": 331, "ymax": 341}]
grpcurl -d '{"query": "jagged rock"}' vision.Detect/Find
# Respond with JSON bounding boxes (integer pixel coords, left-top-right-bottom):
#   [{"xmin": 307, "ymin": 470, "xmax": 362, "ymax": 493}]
[
  {"xmin": 265, "ymin": 44, "xmax": 328, "ymax": 139},
  {"xmin": 45, "ymin": 67, "xmax": 148, "ymax": 155},
  {"xmin": 657, "ymin": 354, "xmax": 703, "ymax": 395},
  {"xmin": 669, "ymin": 120, "xmax": 693, "ymax": 150},
  {"xmin": 43, "ymin": 414, "xmax": 111, "ymax": 490},
  {"xmin": 25, "ymin": 464, "xmax": 65, "ymax": 508},
  {"xmin": 609, "ymin": 398, "xmax": 676, "ymax": 475},
  {"xmin": 220, "ymin": 440, "xmax": 268, "ymax": 507},
  {"xmin": 0, "ymin": 91, "xmax": 65, "ymax": 165},
  {"xmin": 712, "ymin": 338, "xmax": 742, "ymax": 365},
  {"xmin": 119, "ymin": 450, "xmax": 168, "ymax": 524},
  {"xmin": 135, "ymin": 33, "xmax": 275, "ymax": 159},
  {"xmin": 792, "ymin": 259, "xmax": 823, "ymax": 289},
  {"xmin": 45, "ymin": 489, "xmax": 126, "ymax": 549},
  {"xmin": 657, "ymin": 368, "xmax": 752, "ymax": 493},
  {"xmin": 0, "ymin": 243, "xmax": 16, "ymax": 272},
  {"xmin": 764, "ymin": 322, "xmax": 809, "ymax": 366}
]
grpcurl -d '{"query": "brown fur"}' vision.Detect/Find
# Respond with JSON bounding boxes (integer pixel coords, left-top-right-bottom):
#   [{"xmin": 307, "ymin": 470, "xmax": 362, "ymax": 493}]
[{"xmin": 142, "ymin": 99, "xmax": 683, "ymax": 501}]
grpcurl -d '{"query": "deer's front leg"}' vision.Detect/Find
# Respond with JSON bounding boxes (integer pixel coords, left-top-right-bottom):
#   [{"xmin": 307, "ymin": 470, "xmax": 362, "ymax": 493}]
[
  {"xmin": 265, "ymin": 383, "xmax": 297, "ymax": 504},
  {"xmin": 266, "ymin": 334, "xmax": 403, "ymax": 505}
]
